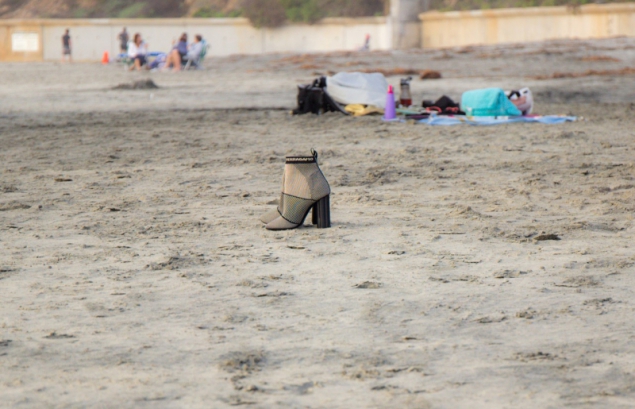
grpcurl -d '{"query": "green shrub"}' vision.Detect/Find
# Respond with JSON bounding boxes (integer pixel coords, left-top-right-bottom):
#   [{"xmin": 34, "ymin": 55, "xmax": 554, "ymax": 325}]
[
  {"xmin": 193, "ymin": 7, "xmax": 242, "ymax": 17},
  {"xmin": 319, "ymin": 0, "xmax": 384, "ymax": 17},
  {"xmin": 280, "ymin": 0, "xmax": 324, "ymax": 23},
  {"xmin": 84, "ymin": 0, "xmax": 186, "ymax": 18},
  {"xmin": 142, "ymin": 0, "xmax": 187, "ymax": 17},
  {"xmin": 118, "ymin": 2, "xmax": 147, "ymax": 18},
  {"xmin": 242, "ymin": 0, "xmax": 385, "ymax": 26},
  {"xmin": 242, "ymin": 0, "xmax": 287, "ymax": 27}
]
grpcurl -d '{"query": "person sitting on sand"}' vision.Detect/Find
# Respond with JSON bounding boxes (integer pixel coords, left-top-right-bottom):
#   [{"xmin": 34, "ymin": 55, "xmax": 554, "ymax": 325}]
[
  {"xmin": 128, "ymin": 33, "xmax": 149, "ymax": 71},
  {"xmin": 187, "ymin": 35, "xmax": 205, "ymax": 65},
  {"xmin": 163, "ymin": 33, "xmax": 188, "ymax": 72},
  {"xmin": 163, "ymin": 34, "xmax": 204, "ymax": 72}
]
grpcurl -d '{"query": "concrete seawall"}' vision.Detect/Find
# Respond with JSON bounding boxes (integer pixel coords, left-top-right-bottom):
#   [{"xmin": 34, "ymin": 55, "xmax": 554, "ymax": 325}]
[
  {"xmin": 2, "ymin": 3, "xmax": 635, "ymax": 61},
  {"xmin": 0, "ymin": 17, "xmax": 388, "ymax": 62},
  {"xmin": 420, "ymin": 3, "xmax": 635, "ymax": 49}
]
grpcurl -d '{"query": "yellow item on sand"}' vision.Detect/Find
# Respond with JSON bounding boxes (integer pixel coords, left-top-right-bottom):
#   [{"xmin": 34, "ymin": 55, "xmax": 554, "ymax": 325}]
[{"xmin": 344, "ymin": 104, "xmax": 384, "ymax": 117}]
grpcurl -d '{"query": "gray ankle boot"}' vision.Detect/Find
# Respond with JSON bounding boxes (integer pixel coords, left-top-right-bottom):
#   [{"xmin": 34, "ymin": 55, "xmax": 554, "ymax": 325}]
[{"xmin": 262, "ymin": 150, "xmax": 331, "ymax": 231}]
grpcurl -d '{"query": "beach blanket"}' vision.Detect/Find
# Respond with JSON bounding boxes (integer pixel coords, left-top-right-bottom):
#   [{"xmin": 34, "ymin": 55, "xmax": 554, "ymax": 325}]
[{"xmin": 416, "ymin": 115, "xmax": 577, "ymax": 126}]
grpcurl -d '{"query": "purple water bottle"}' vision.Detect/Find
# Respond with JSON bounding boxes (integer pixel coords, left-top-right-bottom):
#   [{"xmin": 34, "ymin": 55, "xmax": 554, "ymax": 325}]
[{"xmin": 384, "ymin": 85, "xmax": 396, "ymax": 120}]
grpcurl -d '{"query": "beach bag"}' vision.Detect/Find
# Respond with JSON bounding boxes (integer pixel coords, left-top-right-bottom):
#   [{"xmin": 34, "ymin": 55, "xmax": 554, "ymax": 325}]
[
  {"xmin": 422, "ymin": 95, "xmax": 465, "ymax": 115},
  {"xmin": 292, "ymin": 77, "xmax": 347, "ymax": 115},
  {"xmin": 508, "ymin": 87, "xmax": 534, "ymax": 115},
  {"xmin": 461, "ymin": 88, "xmax": 522, "ymax": 117}
]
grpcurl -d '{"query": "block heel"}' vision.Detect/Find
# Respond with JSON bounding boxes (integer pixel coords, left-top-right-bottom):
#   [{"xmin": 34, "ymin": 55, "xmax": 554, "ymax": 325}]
[
  {"xmin": 316, "ymin": 195, "xmax": 331, "ymax": 229},
  {"xmin": 312, "ymin": 204, "xmax": 318, "ymax": 225}
]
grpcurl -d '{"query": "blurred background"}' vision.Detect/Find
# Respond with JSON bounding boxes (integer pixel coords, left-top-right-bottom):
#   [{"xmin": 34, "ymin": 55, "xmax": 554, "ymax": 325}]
[{"xmin": 2, "ymin": 0, "xmax": 633, "ymax": 23}]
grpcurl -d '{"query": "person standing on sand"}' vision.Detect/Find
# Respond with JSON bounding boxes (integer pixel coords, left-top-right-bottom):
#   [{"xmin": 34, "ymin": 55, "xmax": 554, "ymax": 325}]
[
  {"xmin": 358, "ymin": 34, "xmax": 370, "ymax": 51},
  {"xmin": 61, "ymin": 29, "xmax": 72, "ymax": 63},
  {"xmin": 118, "ymin": 27, "xmax": 129, "ymax": 54}
]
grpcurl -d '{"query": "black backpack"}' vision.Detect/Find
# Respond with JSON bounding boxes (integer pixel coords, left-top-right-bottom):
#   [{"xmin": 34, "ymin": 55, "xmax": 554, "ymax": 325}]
[{"xmin": 292, "ymin": 77, "xmax": 348, "ymax": 116}]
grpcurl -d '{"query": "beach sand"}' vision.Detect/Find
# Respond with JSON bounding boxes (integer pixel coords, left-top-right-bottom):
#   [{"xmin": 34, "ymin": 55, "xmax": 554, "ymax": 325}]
[{"xmin": 2, "ymin": 38, "xmax": 635, "ymax": 408}]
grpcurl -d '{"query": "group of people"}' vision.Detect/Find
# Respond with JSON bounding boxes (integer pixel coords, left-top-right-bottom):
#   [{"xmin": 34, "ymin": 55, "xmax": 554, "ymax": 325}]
[
  {"xmin": 59, "ymin": 27, "xmax": 204, "ymax": 71},
  {"xmin": 118, "ymin": 27, "xmax": 205, "ymax": 72}
]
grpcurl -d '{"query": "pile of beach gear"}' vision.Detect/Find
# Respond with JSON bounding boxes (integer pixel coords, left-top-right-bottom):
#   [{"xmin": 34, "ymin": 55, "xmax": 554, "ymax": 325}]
[{"xmin": 292, "ymin": 72, "xmax": 576, "ymax": 126}]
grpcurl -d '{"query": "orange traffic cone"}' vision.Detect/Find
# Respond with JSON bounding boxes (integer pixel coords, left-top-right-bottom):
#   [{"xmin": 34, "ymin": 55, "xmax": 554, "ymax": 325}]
[{"xmin": 102, "ymin": 51, "xmax": 109, "ymax": 65}]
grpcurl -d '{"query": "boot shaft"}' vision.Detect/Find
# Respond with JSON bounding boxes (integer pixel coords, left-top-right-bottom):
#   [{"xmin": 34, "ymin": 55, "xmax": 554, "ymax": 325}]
[{"xmin": 283, "ymin": 154, "xmax": 330, "ymax": 200}]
